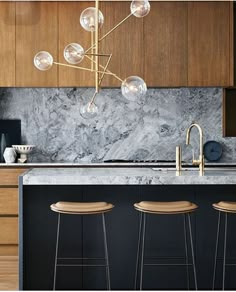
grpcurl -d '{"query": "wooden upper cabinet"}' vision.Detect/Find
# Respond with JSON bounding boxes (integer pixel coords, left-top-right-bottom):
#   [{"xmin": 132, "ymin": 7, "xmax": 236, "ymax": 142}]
[
  {"xmin": 0, "ymin": 1, "xmax": 234, "ymax": 87},
  {"xmin": 100, "ymin": 1, "xmax": 143, "ymax": 87},
  {"xmin": 58, "ymin": 2, "xmax": 94, "ymax": 87},
  {"xmin": 188, "ymin": 1, "xmax": 233, "ymax": 87},
  {"xmin": 144, "ymin": 2, "xmax": 188, "ymax": 87},
  {"xmin": 0, "ymin": 2, "xmax": 15, "ymax": 87},
  {"xmin": 15, "ymin": 2, "xmax": 58, "ymax": 87}
]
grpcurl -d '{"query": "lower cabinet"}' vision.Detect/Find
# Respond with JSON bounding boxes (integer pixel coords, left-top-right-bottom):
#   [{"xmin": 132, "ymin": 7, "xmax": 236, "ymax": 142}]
[
  {"xmin": 0, "ymin": 168, "xmax": 28, "ymax": 290},
  {"xmin": 21, "ymin": 184, "xmax": 236, "ymax": 290}
]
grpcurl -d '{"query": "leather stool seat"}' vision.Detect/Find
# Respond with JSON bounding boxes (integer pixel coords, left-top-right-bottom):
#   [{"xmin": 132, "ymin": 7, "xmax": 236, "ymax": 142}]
[
  {"xmin": 134, "ymin": 200, "xmax": 198, "ymax": 214},
  {"xmin": 213, "ymin": 201, "xmax": 236, "ymax": 213},
  {"xmin": 50, "ymin": 201, "xmax": 114, "ymax": 214}
]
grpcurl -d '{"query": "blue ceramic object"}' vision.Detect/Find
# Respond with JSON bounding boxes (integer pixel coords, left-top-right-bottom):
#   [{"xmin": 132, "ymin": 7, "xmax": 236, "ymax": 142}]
[{"xmin": 203, "ymin": 140, "xmax": 223, "ymax": 162}]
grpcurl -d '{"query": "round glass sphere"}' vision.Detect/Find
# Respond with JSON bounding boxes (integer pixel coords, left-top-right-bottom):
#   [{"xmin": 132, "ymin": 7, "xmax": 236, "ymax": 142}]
[
  {"xmin": 34, "ymin": 51, "xmax": 53, "ymax": 71},
  {"xmin": 130, "ymin": 0, "xmax": 150, "ymax": 18},
  {"xmin": 121, "ymin": 76, "xmax": 147, "ymax": 102},
  {"xmin": 80, "ymin": 7, "xmax": 104, "ymax": 32},
  {"xmin": 64, "ymin": 43, "xmax": 85, "ymax": 64},
  {"xmin": 80, "ymin": 102, "xmax": 99, "ymax": 119}
]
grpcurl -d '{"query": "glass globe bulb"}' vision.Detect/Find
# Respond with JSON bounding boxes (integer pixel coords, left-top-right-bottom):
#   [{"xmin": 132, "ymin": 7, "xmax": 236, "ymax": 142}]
[
  {"xmin": 130, "ymin": 0, "xmax": 150, "ymax": 18},
  {"xmin": 80, "ymin": 102, "xmax": 99, "ymax": 119},
  {"xmin": 80, "ymin": 7, "xmax": 104, "ymax": 32},
  {"xmin": 34, "ymin": 51, "xmax": 53, "ymax": 71},
  {"xmin": 121, "ymin": 76, "xmax": 147, "ymax": 102},
  {"xmin": 64, "ymin": 43, "xmax": 85, "ymax": 64}
]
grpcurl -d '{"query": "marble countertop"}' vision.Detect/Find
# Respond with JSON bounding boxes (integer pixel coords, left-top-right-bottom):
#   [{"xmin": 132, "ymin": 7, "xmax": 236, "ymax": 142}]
[
  {"xmin": 3, "ymin": 162, "xmax": 236, "ymax": 168},
  {"xmin": 21, "ymin": 167, "xmax": 236, "ymax": 185}
]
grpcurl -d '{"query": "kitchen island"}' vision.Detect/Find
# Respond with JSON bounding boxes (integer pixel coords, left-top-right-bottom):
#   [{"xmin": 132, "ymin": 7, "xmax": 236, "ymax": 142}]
[{"xmin": 19, "ymin": 167, "xmax": 236, "ymax": 290}]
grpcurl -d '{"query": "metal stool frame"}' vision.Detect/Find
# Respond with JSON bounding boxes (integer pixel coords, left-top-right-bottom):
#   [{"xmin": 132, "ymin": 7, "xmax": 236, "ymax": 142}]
[
  {"xmin": 53, "ymin": 212, "xmax": 111, "ymax": 290},
  {"xmin": 212, "ymin": 211, "xmax": 235, "ymax": 290},
  {"xmin": 134, "ymin": 212, "xmax": 198, "ymax": 290}
]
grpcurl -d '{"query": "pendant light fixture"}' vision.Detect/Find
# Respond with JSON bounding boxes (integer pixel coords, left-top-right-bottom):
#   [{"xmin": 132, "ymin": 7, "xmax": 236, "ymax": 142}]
[{"xmin": 34, "ymin": 0, "xmax": 150, "ymax": 119}]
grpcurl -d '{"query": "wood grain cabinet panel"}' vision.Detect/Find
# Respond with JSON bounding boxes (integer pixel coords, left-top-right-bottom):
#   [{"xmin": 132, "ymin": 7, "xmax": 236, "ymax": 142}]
[
  {"xmin": 0, "ymin": 256, "xmax": 18, "ymax": 290},
  {"xmin": 188, "ymin": 1, "xmax": 233, "ymax": 87},
  {"xmin": 100, "ymin": 1, "xmax": 144, "ymax": 87},
  {"xmin": 58, "ymin": 2, "xmax": 94, "ymax": 87},
  {"xmin": 144, "ymin": 2, "xmax": 188, "ymax": 87},
  {"xmin": 16, "ymin": 2, "xmax": 58, "ymax": 87},
  {"xmin": 0, "ymin": 188, "xmax": 18, "ymax": 215},
  {"xmin": 0, "ymin": 2, "xmax": 15, "ymax": 87},
  {"xmin": 0, "ymin": 218, "xmax": 18, "ymax": 244},
  {"xmin": 0, "ymin": 169, "xmax": 27, "ymax": 186},
  {"xmin": 0, "ymin": 246, "xmax": 18, "ymax": 256}
]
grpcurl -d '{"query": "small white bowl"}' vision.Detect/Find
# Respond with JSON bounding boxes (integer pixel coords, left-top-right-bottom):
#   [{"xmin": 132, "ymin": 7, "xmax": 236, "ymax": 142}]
[
  {"xmin": 12, "ymin": 145, "xmax": 35, "ymax": 154},
  {"xmin": 12, "ymin": 145, "xmax": 35, "ymax": 163}
]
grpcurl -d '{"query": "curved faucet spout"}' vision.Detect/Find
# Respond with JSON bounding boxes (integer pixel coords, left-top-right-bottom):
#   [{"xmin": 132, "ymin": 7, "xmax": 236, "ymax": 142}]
[
  {"xmin": 186, "ymin": 123, "xmax": 203, "ymax": 157},
  {"xmin": 186, "ymin": 123, "xmax": 204, "ymax": 176}
]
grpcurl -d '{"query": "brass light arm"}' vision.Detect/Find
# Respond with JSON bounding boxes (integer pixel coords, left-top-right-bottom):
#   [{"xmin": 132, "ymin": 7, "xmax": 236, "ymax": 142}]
[
  {"xmin": 85, "ymin": 53, "xmax": 113, "ymax": 57},
  {"xmin": 85, "ymin": 11, "xmax": 134, "ymax": 54},
  {"xmin": 89, "ymin": 91, "xmax": 98, "ymax": 106},
  {"xmin": 84, "ymin": 55, "xmax": 123, "ymax": 82},
  {"xmin": 99, "ymin": 53, "xmax": 112, "ymax": 86},
  {"xmin": 53, "ymin": 61, "xmax": 117, "ymax": 77}
]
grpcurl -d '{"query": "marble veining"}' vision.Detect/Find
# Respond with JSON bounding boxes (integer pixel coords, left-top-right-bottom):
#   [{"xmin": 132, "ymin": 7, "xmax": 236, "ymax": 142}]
[
  {"xmin": 0, "ymin": 87, "xmax": 235, "ymax": 163},
  {"xmin": 22, "ymin": 167, "xmax": 236, "ymax": 185}
]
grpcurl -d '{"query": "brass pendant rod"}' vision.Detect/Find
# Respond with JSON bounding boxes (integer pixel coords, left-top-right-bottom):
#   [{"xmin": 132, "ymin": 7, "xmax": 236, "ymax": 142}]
[
  {"xmin": 89, "ymin": 91, "xmax": 98, "ymax": 107},
  {"xmin": 91, "ymin": 31, "xmax": 94, "ymax": 70},
  {"xmin": 85, "ymin": 11, "xmax": 134, "ymax": 54},
  {"xmin": 84, "ymin": 55, "xmax": 123, "ymax": 82},
  {"xmin": 53, "ymin": 61, "xmax": 116, "ymax": 76},
  {"xmin": 95, "ymin": 0, "xmax": 99, "ymax": 93},
  {"xmin": 99, "ymin": 53, "xmax": 112, "ymax": 86}
]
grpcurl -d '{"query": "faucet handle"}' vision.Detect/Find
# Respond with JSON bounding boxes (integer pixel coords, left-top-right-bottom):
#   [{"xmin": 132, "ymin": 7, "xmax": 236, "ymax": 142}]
[{"xmin": 176, "ymin": 146, "xmax": 182, "ymax": 174}]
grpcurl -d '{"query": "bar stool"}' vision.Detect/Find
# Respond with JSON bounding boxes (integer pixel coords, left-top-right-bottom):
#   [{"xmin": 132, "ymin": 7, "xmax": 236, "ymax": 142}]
[
  {"xmin": 212, "ymin": 201, "xmax": 236, "ymax": 290},
  {"xmin": 50, "ymin": 201, "xmax": 114, "ymax": 290},
  {"xmin": 134, "ymin": 201, "xmax": 198, "ymax": 290}
]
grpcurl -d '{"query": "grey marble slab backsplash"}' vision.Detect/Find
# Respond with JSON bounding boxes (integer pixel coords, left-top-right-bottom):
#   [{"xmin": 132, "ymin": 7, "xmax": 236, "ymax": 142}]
[{"xmin": 0, "ymin": 87, "xmax": 235, "ymax": 163}]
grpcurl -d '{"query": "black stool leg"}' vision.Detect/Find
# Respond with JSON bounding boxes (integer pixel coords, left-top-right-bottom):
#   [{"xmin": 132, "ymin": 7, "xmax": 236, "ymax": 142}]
[
  {"xmin": 212, "ymin": 211, "xmax": 221, "ymax": 290},
  {"xmin": 102, "ymin": 213, "xmax": 111, "ymax": 290},
  {"xmin": 53, "ymin": 213, "xmax": 61, "ymax": 290},
  {"xmin": 139, "ymin": 213, "xmax": 146, "ymax": 290},
  {"xmin": 183, "ymin": 214, "xmax": 190, "ymax": 290},
  {"xmin": 134, "ymin": 212, "xmax": 143, "ymax": 290},
  {"xmin": 222, "ymin": 213, "xmax": 228, "ymax": 290},
  {"xmin": 187, "ymin": 213, "xmax": 198, "ymax": 290}
]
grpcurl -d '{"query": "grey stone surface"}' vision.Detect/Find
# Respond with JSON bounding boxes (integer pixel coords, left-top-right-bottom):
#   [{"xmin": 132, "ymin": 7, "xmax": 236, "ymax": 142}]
[
  {"xmin": 0, "ymin": 87, "xmax": 235, "ymax": 163},
  {"xmin": 22, "ymin": 167, "xmax": 236, "ymax": 185}
]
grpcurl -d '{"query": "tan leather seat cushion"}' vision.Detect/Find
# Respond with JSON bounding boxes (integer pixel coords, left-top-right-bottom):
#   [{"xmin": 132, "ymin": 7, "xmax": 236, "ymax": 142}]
[
  {"xmin": 50, "ymin": 201, "xmax": 114, "ymax": 214},
  {"xmin": 134, "ymin": 201, "xmax": 198, "ymax": 214},
  {"xmin": 213, "ymin": 201, "xmax": 236, "ymax": 213}
]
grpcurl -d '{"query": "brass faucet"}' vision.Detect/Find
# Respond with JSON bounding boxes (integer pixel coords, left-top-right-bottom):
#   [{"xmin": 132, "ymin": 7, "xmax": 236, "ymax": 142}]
[{"xmin": 186, "ymin": 123, "xmax": 204, "ymax": 176}]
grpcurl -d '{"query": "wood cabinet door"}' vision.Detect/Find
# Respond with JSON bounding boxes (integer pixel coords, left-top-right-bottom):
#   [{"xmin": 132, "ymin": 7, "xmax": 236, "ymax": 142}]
[
  {"xmin": 16, "ymin": 2, "xmax": 58, "ymax": 87},
  {"xmin": 100, "ymin": 1, "xmax": 144, "ymax": 87},
  {"xmin": 0, "ymin": 2, "xmax": 15, "ymax": 87},
  {"xmin": 144, "ymin": 2, "xmax": 188, "ymax": 87},
  {"xmin": 188, "ymin": 1, "xmax": 233, "ymax": 87},
  {"xmin": 58, "ymin": 2, "xmax": 94, "ymax": 87}
]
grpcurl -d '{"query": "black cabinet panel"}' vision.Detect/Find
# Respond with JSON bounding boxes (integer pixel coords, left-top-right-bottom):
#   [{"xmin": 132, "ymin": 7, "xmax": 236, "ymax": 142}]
[{"xmin": 21, "ymin": 185, "xmax": 236, "ymax": 290}]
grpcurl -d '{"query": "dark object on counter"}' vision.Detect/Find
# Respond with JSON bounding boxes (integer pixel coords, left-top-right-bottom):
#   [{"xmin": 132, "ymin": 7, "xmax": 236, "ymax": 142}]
[
  {"xmin": 203, "ymin": 141, "xmax": 223, "ymax": 162},
  {"xmin": 0, "ymin": 120, "xmax": 21, "ymax": 162},
  {"xmin": 0, "ymin": 133, "xmax": 8, "ymax": 162}
]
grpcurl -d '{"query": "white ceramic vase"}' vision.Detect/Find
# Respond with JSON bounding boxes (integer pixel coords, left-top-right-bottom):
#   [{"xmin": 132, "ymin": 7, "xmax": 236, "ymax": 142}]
[{"xmin": 3, "ymin": 147, "xmax": 17, "ymax": 163}]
